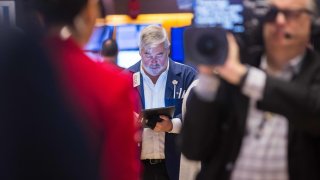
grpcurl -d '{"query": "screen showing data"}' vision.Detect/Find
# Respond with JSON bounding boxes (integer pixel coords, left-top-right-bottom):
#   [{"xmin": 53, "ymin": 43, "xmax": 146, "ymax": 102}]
[{"xmin": 194, "ymin": 0, "xmax": 244, "ymax": 33}]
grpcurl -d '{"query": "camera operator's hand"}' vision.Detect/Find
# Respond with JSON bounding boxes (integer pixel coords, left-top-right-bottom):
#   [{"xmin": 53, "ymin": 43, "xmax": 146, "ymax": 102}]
[
  {"xmin": 153, "ymin": 115, "xmax": 173, "ymax": 132},
  {"xmin": 215, "ymin": 33, "xmax": 248, "ymax": 85},
  {"xmin": 198, "ymin": 33, "xmax": 248, "ymax": 86}
]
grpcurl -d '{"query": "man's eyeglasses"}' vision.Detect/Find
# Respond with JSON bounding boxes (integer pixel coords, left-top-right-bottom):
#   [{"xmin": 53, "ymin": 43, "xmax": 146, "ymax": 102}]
[{"xmin": 264, "ymin": 6, "xmax": 313, "ymax": 22}]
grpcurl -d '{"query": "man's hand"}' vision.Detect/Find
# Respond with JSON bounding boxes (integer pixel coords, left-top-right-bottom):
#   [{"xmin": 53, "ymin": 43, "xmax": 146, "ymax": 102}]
[
  {"xmin": 198, "ymin": 33, "xmax": 248, "ymax": 86},
  {"xmin": 216, "ymin": 33, "xmax": 247, "ymax": 85},
  {"xmin": 153, "ymin": 115, "xmax": 173, "ymax": 132}
]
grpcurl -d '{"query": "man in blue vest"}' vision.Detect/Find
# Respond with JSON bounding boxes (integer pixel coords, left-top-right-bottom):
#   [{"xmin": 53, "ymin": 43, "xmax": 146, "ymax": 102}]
[{"xmin": 127, "ymin": 25, "xmax": 197, "ymax": 180}]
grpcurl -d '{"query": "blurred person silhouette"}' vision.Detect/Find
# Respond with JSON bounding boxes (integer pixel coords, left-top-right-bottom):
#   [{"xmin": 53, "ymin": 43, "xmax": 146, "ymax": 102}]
[
  {"xmin": 179, "ymin": 79, "xmax": 201, "ymax": 180},
  {"xmin": 100, "ymin": 38, "xmax": 119, "ymax": 65},
  {"xmin": 31, "ymin": 0, "xmax": 141, "ymax": 179},
  {"xmin": 0, "ymin": 22, "xmax": 98, "ymax": 179},
  {"xmin": 127, "ymin": 25, "xmax": 197, "ymax": 180},
  {"xmin": 181, "ymin": 0, "xmax": 320, "ymax": 180}
]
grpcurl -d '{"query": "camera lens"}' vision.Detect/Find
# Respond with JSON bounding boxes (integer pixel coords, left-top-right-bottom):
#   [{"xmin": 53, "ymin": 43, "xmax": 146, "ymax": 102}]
[
  {"xmin": 184, "ymin": 26, "xmax": 228, "ymax": 65},
  {"xmin": 196, "ymin": 35, "xmax": 219, "ymax": 58}
]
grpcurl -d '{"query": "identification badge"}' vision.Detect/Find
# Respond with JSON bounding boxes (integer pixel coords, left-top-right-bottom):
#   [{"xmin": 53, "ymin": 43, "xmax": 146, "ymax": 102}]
[{"xmin": 133, "ymin": 72, "xmax": 140, "ymax": 87}]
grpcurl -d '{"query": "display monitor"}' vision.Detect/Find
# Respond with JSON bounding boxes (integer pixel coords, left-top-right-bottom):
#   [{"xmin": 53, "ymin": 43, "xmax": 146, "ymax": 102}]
[
  {"xmin": 117, "ymin": 50, "xmax": 141, "ymax": 68},
  {"xmin": 115, "ymin": 24, "xmax": 154, "ymax": 51},
  {"xmin": 84, "ymin": 25, "xmax": 113, "ymax": 52},
  {"xmin": 194, "ymin": 0, "xmax": 244, "ymax": 33},
  {"xmin": 171, "ymin": 26, "xmax": 186, "ymax": 63},
  {"xmin": 0, "ymin": 1, "xmax": 15, "ymax": 25},
  {"xmin": 116, "ymin": 24, "xmax": 140, "ymax": 51}
]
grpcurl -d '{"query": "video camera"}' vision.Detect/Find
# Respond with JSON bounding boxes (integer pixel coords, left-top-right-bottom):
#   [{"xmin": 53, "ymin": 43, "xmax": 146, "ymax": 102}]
[{"xmin": 180, "ymin": 0, "xmax": 268, "ymax": 65}]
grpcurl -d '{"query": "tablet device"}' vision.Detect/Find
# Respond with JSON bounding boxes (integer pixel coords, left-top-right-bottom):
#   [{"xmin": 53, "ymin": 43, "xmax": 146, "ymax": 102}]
[{"xmin": 141, "ymin": 106, "xmax": 175, "ymax": 129}]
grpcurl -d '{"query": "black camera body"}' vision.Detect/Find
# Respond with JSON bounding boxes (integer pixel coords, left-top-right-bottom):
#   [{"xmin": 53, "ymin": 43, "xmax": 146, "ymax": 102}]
[
  {"xmin": 183, "ymin": 0, "xmax": 246, "ymax": 66},
  {"xmin": 184, "ymin": 26, "xmax": 228, "ymax": 65}
]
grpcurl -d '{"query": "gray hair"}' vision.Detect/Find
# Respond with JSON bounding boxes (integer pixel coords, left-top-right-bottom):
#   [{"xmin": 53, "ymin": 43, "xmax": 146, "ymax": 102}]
[{"xmin": 139, "ymin": 25, "xmax": 170, "ymax": 52}]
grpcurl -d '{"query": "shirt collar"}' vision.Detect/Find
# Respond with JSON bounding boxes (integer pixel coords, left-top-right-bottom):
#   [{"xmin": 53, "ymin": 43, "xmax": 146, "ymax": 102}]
[{"xmin": 260, "ymin": 53, "xmax": 304, "ymax": 77}]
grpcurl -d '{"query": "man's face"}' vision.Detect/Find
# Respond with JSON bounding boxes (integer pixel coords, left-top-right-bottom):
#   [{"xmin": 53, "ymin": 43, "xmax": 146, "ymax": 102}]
[
  {"xmin": 140, "ymin": 43, "xmax": 169, "ymax": 77},
  {"xmin": 263, "ymin": 0, "xmax": 312, "ymax": 52}
]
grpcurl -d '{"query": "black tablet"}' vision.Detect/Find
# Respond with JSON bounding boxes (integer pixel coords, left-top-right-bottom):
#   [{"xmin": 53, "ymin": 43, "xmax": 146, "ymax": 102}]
[{"xmin": 140, "ymin": 106, "xmax": 175, "ymax": 129}]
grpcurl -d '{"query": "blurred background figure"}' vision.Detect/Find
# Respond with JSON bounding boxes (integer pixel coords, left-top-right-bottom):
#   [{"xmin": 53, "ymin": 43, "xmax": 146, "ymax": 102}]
[
  {"xmin": 100, "ymin": 38, "xmax": 119, "ymax": 66},
  {"xmin": 179, "ymin": 79, "xmax": 201, "ymax": 180},
  {"xmin": 0, "ymin": 21, "xmax": 98, "ymax": 180},
  {"xmin": 181, "ymin": 0, "xmax": 320, "ymax": 179},
  {"xmin": 30, "ymin": 0, "xmax": 141, "ymax": 179}
]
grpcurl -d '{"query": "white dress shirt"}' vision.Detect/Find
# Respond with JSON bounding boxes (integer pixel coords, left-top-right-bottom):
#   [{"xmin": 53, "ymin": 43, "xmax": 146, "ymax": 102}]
[{"xmin": 140, "ymin": 62, "xmax": 183, "ymax": 160}]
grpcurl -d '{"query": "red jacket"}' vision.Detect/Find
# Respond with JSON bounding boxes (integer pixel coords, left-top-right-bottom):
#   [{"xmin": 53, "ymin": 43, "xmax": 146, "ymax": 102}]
[{"xmin": 46, "ymin": 36, "xmax": 140, "ymax": 180}]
